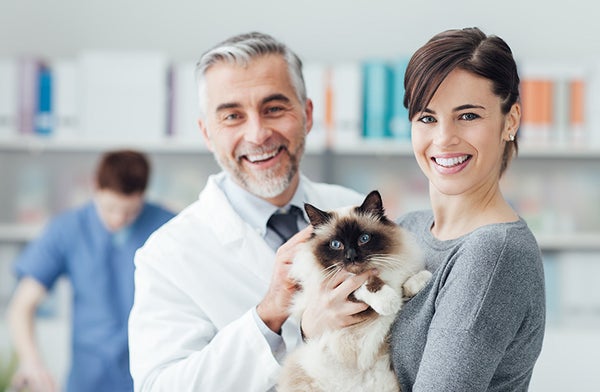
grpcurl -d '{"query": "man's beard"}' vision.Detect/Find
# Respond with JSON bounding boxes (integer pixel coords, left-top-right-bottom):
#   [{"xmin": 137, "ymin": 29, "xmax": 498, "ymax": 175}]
[{"xmin": 215, "ymin": 136, "xmax": 304, "ymax": 199}]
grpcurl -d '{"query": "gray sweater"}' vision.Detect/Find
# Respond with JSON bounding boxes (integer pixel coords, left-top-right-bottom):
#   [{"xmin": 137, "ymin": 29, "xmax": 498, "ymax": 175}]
[{"xmin": 390, "ymin": 210, "xmax": 545, "ymax": 391}]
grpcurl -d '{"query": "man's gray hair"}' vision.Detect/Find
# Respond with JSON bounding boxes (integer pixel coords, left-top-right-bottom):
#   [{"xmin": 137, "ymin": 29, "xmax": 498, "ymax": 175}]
[{"xmin": 195, "ymin": 32, "xmax": 307, "ymax": 118}]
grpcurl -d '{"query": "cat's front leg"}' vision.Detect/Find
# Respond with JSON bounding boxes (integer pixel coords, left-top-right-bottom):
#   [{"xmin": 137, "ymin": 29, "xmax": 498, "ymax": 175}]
[
  {"xmin": 353, "ymin": 276, "xmax": 401, "ymax": 316},
  {"xmin": 402, "ymin": 270, "xmax": 432, "ymax": 298}
]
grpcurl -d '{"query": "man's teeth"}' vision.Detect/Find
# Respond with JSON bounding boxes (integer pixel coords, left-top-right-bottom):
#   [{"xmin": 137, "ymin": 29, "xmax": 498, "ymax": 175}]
[
  {"xmin": 434, "ymin": 155, "xmax": 469, "ymax": 167},
  {"xmin": 247, "ymin": 149, "xmax": 279, "ymax": 163}
]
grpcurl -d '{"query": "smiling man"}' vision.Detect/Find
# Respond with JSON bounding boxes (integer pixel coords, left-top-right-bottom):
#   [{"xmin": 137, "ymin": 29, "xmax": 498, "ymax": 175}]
[{"xmin": 127, "ymin": 32, "xmax": 366, "ymax": 392}]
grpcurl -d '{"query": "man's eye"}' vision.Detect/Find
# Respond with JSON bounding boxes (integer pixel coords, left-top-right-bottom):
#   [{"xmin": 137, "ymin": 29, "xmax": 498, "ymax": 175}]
[
  {"xmin": 265, "ymin": 106, "xmax": 283, "ymax": 115},
  {"xmin": 224, "ymin": 113, "xmax": 240, "ymax": 121},
  {"xmin": 329, "ymin": 239, "xmax": 343, "ymax": 250}
]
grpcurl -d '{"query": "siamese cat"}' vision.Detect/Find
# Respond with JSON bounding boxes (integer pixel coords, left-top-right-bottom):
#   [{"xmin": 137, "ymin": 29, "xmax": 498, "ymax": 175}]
[{"xmin": 278, "ymin": 190, "xmax": 431, "ymax": 392}]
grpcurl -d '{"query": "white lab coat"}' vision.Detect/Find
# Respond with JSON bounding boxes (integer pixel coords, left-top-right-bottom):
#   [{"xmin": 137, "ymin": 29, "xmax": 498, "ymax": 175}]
[{"xmin": 128, "ymin": 172, "xmax": 363, "ymax": 392}]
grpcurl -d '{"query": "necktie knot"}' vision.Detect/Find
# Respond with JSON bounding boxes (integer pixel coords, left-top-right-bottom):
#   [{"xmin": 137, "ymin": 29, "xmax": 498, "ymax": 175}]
[{"xmin": 267, "ymin": 206, "xmax": 301, "ymax": 244}]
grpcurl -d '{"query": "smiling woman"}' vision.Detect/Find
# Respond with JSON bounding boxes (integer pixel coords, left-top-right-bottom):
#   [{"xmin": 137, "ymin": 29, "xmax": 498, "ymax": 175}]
[{"xmin": 389, "ymin": 27, "xmax": 545, "ymax": 392}]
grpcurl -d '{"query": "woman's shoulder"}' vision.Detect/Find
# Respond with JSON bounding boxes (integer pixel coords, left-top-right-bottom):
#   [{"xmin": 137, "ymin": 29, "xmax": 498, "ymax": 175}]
[{"xmin": 396, "ymin": 209, "xmax": 433, "ymax": 229}]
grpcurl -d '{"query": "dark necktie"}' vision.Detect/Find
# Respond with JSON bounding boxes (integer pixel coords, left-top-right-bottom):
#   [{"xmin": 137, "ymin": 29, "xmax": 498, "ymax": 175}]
[{"xmin": 267, "ymin": 206, "xmax": 301, "ymax": 245}]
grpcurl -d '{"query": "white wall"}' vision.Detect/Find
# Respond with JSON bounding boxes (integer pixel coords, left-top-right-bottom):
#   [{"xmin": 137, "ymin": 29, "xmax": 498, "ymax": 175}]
[{"xmin": 0, "ymin": 0, "xmax": 599, "ymax": 64}]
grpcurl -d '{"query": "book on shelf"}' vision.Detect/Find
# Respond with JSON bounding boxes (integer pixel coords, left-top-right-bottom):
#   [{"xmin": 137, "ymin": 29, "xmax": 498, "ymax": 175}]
[
  {"xmin": 557, "ymin": 252, "xmax": 600, "ymax": 327},
  {"xmin": 168, "ymin": 61, "xmax": 201, "ymax": 141},
  {"xmin": 362, "ymin": 60, "xmax": 392, "ymax": 139},
  {"xmin": 35, "ymin": 64, "xmax": 52, "ymax": 136},
  {"xmin": 0, "ymin": 58, "xmax": 18, "ymax": 138},
  {"xmin": 17, "ymin": 57, "xmax": 42, "ymax": 136},
  {"xmin": 331, "ymin": 62, "xmax": 362, "ymax": 147},
  {"xmin": 518, "ymin": 61, "xmax": 591, "ymax": 148},
  {"xmin": 389, "ymin": 57, "xmax": 411, "ymax": 141},
  {"xmin": 78, "ymin": 50, "xmax": 169, "ymax": 142},
  {"xmin": 51, "ymin": 58, "xmax": 80, "ymax": 139},
  {"xmin": 303, "ymin": 62, "xmax": 329, "ymax": 149}
]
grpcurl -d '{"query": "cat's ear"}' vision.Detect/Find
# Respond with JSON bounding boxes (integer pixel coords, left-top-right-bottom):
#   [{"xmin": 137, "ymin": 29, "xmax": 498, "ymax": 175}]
[
  {"xmin": 304, "ymin": 203, "xmax": 332, "ymax": 227},
  {"xmin": 358, "ymin": 190, "xmax": 385, "ymax": 217}
]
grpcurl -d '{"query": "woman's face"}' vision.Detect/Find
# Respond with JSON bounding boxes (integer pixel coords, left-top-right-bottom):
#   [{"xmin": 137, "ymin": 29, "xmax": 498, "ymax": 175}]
[{"xmin": 410, "ymin": 68, "xmax": 519, "ymax": 199}]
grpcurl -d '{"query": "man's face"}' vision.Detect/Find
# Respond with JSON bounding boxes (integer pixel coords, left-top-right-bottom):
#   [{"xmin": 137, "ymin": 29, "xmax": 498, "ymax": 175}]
[
  {"xmin": 199, "ymin": 54, "xmax": 313, "ymax": 205},
  {"xmin": 94, "ymin": 189, "xmax": 144, "ymax": 232}
]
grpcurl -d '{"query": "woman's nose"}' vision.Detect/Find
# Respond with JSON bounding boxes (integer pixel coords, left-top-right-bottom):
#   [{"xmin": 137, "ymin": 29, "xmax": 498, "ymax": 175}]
[{"xmin": 433, "ymin": 121, "xmax": 460, "ymax": 147}]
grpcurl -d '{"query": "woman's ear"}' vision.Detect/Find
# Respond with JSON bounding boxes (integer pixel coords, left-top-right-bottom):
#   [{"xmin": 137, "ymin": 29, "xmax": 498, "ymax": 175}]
[{"xmin": 504, "ymin": 103, "xmax": 521, "ymax": 141}]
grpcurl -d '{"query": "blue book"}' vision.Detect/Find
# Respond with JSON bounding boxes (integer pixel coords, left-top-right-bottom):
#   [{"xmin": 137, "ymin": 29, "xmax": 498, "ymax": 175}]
[
  {"xmin": 35, "ymin": 65, "xmax": 53, "ymax": 135},
  {"xmin": 389, "ymin": 58, "xmax": 411, "ymax": 141},
  {"xmin": 362, "ymin": 61, "xmax": 392, "ymax": 139}
]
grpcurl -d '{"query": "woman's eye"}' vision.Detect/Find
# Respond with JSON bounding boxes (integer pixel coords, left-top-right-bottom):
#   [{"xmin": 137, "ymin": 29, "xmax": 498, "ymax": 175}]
[
  {"xmin": 460, "ymin": 112, "xmax": 479, "ymax": 121},
  {"xmin": 417, "ymin": 115, "xmax": 436, "ymax": 124},
  {"xmin": 329, "ymin": 239, "xmax": 343, "ymax": 250},
  {"xmin": 358, "ymin": 233, "xmax": 371, "ymax": 245}
]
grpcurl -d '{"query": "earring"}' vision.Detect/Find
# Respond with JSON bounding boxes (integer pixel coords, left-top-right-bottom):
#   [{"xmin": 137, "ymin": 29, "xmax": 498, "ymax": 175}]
[{"xmin": 509, "ymin": 134, "xmax": 515, "ymax": 142}]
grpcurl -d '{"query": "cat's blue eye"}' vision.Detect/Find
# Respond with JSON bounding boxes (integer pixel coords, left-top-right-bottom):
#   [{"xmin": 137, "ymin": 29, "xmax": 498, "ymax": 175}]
[
  {"xmin": 330, "ymin": 239, "xmax": 343, "ymax": 250},
  {"xmin": 358, "ymin": 233, "xmax": 371, "ymax": 245}
]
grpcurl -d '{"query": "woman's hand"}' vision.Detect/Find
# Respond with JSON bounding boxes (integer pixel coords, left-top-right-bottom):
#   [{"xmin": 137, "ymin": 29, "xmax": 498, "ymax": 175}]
[{"xmin": 300, "ymin": 268, "xmax": 378, "ymax": 339}]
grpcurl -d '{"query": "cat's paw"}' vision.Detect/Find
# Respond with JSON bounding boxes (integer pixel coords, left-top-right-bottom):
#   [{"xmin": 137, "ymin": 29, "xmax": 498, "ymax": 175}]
[
  {"xmin": 356, "ymin": 284, "xmax": 402, "ymax": 316},
  {"xmin": 403, "ymin": 270, "xmax": 432, "ymax": 298}
]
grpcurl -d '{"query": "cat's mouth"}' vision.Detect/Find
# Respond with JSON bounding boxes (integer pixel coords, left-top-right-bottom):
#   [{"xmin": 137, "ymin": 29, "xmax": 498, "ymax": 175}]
[
  {"xmin": 242, "ymin": 146, "xmax": 286, "ymax": 164},
  {"xmin": 432, "ymin": 154, "xmax": 472, "ymax": 168},
  {"xmin": 344, "ymin": 263, "xmax": 369, "ymax": 274}
]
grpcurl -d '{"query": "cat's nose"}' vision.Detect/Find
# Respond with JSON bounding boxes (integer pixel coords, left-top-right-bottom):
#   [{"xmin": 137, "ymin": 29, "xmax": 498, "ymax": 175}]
[{"xmin": 345, "ymin": 248, "xmax": 358, "ymax": 263}]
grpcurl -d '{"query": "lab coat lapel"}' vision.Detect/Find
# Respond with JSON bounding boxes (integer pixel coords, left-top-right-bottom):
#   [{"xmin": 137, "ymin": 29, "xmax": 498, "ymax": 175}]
[{"xmin": 201, "ymin": 175, "xmax": 275, "ymax": 284}]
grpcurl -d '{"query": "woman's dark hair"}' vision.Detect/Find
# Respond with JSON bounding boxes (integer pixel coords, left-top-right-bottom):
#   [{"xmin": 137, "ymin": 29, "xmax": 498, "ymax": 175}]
[
  {"xmin": 96, "ymin": 149, "xmax": 150, "ymax": 194},
  {"xmin": 404, "ymin": 27, "xmax": 520, "ymax": 175}
]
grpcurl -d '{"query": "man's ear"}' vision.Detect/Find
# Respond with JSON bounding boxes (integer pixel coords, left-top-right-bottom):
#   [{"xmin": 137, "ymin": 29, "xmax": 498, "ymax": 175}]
[
  {"xmin": 198, "ymin": 119, "xmax": 213, "ymax": 152},
  {"xmin": 304, "ymin": 98, "xmax": 314, "ymax": 136}
]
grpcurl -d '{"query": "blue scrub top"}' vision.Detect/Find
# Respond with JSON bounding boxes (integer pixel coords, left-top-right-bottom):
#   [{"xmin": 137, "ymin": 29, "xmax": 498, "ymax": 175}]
[{"xmin": 14, "ymin": 201, "xmax": 174, "ymax": 392}]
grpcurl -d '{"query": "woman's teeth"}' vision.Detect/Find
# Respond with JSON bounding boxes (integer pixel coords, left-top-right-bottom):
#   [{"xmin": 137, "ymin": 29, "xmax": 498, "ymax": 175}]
[{"xmin": 434, "ymin": 155, "xmax": 470, "ymax": 167}]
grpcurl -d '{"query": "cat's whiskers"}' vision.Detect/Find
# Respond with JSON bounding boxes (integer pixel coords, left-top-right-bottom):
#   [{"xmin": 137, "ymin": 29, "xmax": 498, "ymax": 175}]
[
  {"xmin": 367, "ymin": 254, "xmax": 402, "ymax": 270},
  {"xmin": 321, "ymin": 263, "xmax": 344, "ymax": 289}
]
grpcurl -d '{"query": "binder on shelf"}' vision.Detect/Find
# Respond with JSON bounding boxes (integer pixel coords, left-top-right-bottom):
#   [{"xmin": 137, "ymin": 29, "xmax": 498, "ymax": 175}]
[
  {"xmin": 35, "ymin": 64, "xmax": 53, "ymax": 136},
  {"xmin": 169, "ymin": 61, "xmax": 201, "ymax": 141},
  {"xmin": 51, "ymin": 58, "xmax": 80, "ymax": 140},
  {"xmin": 518, "ymin": 61, "xmax": 590, "ymax": 147},
  {"xmin": 17, "ymin": 57, "xmax": 41, "ymax": 135},
  {"xmin": 79, "ymin": 50, "xmax": 169, "ymax": 142},
  {"xmin": 0, "ymin": 58, "xmax": 18, "ymax": 138},
  {"xmin": 519, "ymin": 78, "xmax": 553, "ymax": 145},
  {"xmin": 389, "ymin": 57, "xmax": 411, "ymax": 141},
  {"xmin": 362, "ymin": 60, "xmax": 392, "ymax": 139},
  {"xmin": 302, "ymin": 62, "xmax": 328, "ymax": 149},
  {"xmin": 331, "ymin": 62, "xmax": 362, "ymax": 147}
]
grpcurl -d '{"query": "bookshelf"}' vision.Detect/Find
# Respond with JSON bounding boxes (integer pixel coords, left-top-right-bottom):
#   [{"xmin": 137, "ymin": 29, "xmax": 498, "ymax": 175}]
[{"xmin": 1, "ymin": 137, "xmax": 599, "ymax": 251}]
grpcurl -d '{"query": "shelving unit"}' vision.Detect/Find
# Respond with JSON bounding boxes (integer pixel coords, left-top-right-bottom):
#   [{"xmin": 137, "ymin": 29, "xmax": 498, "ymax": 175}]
[{"xmin": 1, "ymin": 136, "xmax": 599, "ymax": 251}]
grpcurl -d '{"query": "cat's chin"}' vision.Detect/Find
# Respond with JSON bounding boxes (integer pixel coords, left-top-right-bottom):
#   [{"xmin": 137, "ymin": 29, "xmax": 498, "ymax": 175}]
[{"xmin": 343, "ymin": 264, "xmax": 370, "ymax": 274}]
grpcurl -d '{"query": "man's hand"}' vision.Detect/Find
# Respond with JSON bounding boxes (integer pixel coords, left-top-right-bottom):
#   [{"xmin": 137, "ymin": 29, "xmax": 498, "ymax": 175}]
[
  {"xmin": 256, "ymin": 226, "xmax": 312, "ymax": 333},
  {"xmin": 300, "ymin": 269, "xmax": 378, "ymax": 339},
  {"xmin": 11, "ymin": 359, "xmax": 57, "ymax": 392}
]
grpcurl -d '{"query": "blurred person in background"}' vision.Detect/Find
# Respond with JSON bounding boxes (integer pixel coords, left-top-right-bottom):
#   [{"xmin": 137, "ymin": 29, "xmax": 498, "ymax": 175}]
[{"xmin": 6, "ymin": 149, "xmax": 175, "ymax": 392}]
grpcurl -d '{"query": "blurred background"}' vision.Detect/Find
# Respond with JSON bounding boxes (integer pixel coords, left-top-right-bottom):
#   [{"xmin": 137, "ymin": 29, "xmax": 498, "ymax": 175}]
[{"xmin": 1, "ymin": 0, "xmax": 599, "ymax": 390}]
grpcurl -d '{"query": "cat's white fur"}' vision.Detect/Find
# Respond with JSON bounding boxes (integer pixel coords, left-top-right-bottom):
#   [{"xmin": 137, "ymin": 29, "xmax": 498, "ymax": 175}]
[{"xmin": 278, "ymin": 205, "xmax": 431, "ymax": 392}]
